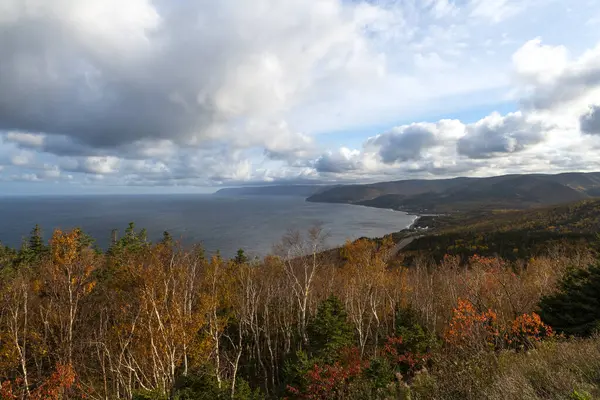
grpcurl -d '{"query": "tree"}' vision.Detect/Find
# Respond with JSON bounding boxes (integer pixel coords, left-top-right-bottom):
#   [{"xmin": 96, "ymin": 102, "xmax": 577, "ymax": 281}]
[
  {"xmin": 339, "ymin": 238, "xmax": 393, "ymax": 355},
  {"xmin": 15, "ymin": 225, "xmax": 47, "ymax": 266},
  {"xmin": 161, "ymin": 231, "xmax": 173, "ymax": 246},
  {"xmin": 539, "ymin": 264, "xmax": 600, "ymax": 336},
  {"xmin": 394, "ymin": 307, "xmax": 436, "ymax": 356},
  {"xmin": 42, "ymin": 228, "xmax": 99, "ymax": 365},
  {"xmin": 307, "ymin": 296, "xmax": 354, "ymax": 364},
  {"xmin": 275, "ymin": 227, "xmax": 328, "ymax": 346},
  {"xmin": 234, "ymin": 249, "xmax": 249, "ymax": 265},
  {"xmin": 29, "ymin": 224, "xmax": 46, "ymax": 259}
]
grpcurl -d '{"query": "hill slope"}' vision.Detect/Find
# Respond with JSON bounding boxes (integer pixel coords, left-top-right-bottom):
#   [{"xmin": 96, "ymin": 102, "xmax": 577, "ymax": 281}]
[
  {"xmin": 307, "ymin": 172, "xmax": 600, "ymax": 213},
  {"xmin": 397, "ymin": 198, "xmax": 600, "ymax": 262}
]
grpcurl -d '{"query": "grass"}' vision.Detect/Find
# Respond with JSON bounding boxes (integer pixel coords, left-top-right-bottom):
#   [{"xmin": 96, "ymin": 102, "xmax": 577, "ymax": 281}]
[{"xmin": 411, "ymin": 336, "xmax": 600, "ymax": 400}]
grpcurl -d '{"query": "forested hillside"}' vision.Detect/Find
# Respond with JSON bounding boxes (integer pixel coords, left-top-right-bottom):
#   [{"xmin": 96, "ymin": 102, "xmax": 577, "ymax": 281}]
[
  {"xmin": 397, "ymin": 199, "xmax": 600, "ymax": 263},
  {"xmin": 1, "ymin": 210, "xmax": 600, "ymax": 399},
  {"xmin": 307, "ymin": 172, "xmax": 600, "ymax": 213}
]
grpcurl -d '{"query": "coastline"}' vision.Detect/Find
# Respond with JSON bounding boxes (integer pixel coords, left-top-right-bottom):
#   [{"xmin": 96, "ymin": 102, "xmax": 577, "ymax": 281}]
[
  {"xmin": 306, "ymin": 197, "xmax": 430, "ymax": 233},
  {"xmin": 406, "ymin": 214, "xmax": 421, "ymax": 230}
]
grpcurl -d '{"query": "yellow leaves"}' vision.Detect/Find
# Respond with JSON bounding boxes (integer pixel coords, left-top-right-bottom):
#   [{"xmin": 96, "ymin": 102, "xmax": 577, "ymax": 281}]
[
  {"xmin": 31, "ymin": 279, "xmax": 42, "ymax": 294},
  {"xmin": 50, "ymin": 228, "xmax": 82, "ymax": 266},
  {"xmin": 0, "ymin": 331, "xmax": 19, "ymax": 371},
  {"xmin": 84, "ymin": 281, "xmax": 96, "ymax": 294}
]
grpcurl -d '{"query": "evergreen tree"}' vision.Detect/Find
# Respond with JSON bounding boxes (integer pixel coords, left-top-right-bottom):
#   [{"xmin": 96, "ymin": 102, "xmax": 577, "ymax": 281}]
[
  {"xmin": 234, "ymin": 248, "xmax": 248, "ymax": 264},
  {"xmin": 161, "ymin": 231, "xmax": 173, "ymax": 246},
  {"xmin": 539, "ymin": 263, "xmax": 600, "ymax": 336},
  {"xmin": 29, "ymin": 224, "xmax": 45, "ymax": 256},
  {"xmin": 15, "ymin": 225, "xmax": 48, "ymax": 266},
  {"xmin": 118, "ymin": 222, "xmax": 149, "ymax": 251},
  {"xmin": 307, "ymin": 295, "xmax": 354, "ymax": 363},
  {"xmin": 394, "ymin": 306, "xmax": 437, "ymax": 354}
]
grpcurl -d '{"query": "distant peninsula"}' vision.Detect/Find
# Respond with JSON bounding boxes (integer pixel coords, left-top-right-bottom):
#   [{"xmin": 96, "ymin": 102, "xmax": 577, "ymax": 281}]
[
  {"xmin": 215, "ymin": 184, "xmax": 334, "ymax": 197},
  {"xmin": 218, "ymin": 172, "xmax": 600, "ymax": 214}
]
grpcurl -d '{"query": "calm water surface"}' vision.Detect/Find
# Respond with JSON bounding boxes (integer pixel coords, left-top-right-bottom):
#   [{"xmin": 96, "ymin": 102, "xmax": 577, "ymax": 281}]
[{"xmin": 0, "ymin": 194, "xmax": 415, "ymax": 257}]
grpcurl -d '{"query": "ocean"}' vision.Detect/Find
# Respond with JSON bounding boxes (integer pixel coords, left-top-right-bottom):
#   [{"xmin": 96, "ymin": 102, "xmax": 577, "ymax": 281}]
[{"xmin": 0, "ymin": 194, "xmax": 415, "ymax": 257}]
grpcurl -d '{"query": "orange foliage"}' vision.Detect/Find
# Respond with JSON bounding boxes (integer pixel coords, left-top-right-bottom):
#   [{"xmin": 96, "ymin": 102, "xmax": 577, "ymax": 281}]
[
  {"xmin": 0, "ymin": 363, "xmax": 83, "ymax": 400},
  {"xmin": 444, "ymin": 298, "xmax": 499, "ymax": 351},
  {"xmin": 508, "ymin": 312, "xmax": 553, "ymax": 349}
]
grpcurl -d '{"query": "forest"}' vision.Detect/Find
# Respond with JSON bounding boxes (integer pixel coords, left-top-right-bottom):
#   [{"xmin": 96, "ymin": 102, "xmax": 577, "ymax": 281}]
[{"xmin": 1, "ymin": 211, "xmax": 600, "ymax": 400}]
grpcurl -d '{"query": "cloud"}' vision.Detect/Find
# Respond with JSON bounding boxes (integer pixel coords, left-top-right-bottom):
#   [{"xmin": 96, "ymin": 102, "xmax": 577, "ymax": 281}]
[
  {"xmin": 62, "ymin": 156, "xmax": 121, "ymax": 175},
  {"xmin": 0, "ymin": 1, "xmax": 599, "ymax": 189},
  {"xmin": 365, "ymin": 119, "xmax": 465, "ymax": 164},
  {"xmin": 469, "ymin": 0, "xmax": 526, "ymax": 23},
  {"xmin": 457, "ymin": 112, "xmax": 546, "ymax": 159},
  {"xmin": 314, "ymin": 148, "xmax": 362, "ymax": 173},
  {"xmin": 10, "ymin": 151, "xmax": 34, "ymax": 166},
  {"xmin": 368, "ymin": 124, "xmax": 438, "ymax": 164},
  {"xmin": 0, "ymin": 0, "xmax": 389, "ymax": 154},
  {"xmin": 513, "ymin": 39, "xmax": 600, "ymax": 111},
  {"xmin": 5, "ymin": 132, "xmax": 44, "ymax": 148},
  {"xmin": 580, "ymin": 105, "xmax": 600, "ymax": 135}
]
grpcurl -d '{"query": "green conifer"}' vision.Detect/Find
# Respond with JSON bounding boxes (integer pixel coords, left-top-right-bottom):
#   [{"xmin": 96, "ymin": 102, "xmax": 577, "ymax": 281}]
[{"xmin": 539, "ymin": 263, "xmax": 600, "ymax": 336}]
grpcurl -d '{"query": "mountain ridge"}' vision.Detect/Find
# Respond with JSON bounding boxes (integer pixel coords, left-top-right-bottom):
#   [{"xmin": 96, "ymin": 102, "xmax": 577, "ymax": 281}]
[{"xmin": 306, "ymin": 172, "xmax": 600, "ymax": 213}]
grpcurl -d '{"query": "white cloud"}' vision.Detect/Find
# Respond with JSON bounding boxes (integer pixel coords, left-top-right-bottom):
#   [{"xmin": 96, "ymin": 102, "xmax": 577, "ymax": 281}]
[
  {"xmin": 469, "ymin": 0, "xmax": 525, "ymax": 23},
  {"xmin": 314, "ymin": 147, "xmax": 362, "ymax": 173},
  {"xmin": 514, "ymin": 39, "xmax": 600, "ymax": 112},
  {"xmin": 10, "ymin": 151, "xmax": 34, "ymax": 166},
  {"xmin": 0, "ymin": 0, "xmax": 598, "ymax": 189},
  {"xmin": 80, "ymin": 156, "xmax": 121, "ymax": 175},
  {"xmin": 5, "ymin": 132, "xmax": 44, "ymax": 148}
]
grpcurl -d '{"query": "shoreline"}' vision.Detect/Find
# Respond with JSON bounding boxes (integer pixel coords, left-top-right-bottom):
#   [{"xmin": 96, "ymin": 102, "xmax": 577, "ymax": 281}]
[
  {"xmin": 307, "ymin": 197, "xmax": 432, "ymax": 233},
  {"xmin": 406, "ymin": 214, "xmax": 421, "ymax": 230}
]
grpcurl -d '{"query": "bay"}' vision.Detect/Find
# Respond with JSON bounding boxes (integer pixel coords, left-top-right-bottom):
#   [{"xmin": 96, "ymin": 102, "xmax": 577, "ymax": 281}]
[{"xmin": 0, "ymin": 194, "xmax": 415, "ymax": 257}]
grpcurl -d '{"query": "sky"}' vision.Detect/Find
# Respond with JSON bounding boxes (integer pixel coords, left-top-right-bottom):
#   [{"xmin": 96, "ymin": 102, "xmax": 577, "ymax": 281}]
[{"xmin": 1, "ymin": 0, "xmax": 600, "ymax": 194}]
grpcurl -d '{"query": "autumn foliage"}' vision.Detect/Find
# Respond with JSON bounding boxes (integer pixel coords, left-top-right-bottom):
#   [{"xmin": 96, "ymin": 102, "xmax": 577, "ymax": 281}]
[
  {"xmin": 0, "ymin": 225, "xmax": 595, "ymax": 399},
  {"xmin": 286, "ymin": 348, "xmax": 365, "ymax": 400},
  {"xmin": 444, "ymin": 298, "xmax": 500, "ymax": 351},
  {"xmin": 0, "ymin": 363, "xmax": 81, "ymax": 400}
]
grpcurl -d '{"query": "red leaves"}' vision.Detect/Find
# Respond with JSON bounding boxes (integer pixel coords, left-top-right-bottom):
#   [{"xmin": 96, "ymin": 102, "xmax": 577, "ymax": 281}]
[
  {"xmin": 0, "ymin": 363, "xmax": 83, "ymax": 400},
  {"xmin": 382, "ymin": 336, "xmax": 429, "ymax": 376},
  {"xmin": 286, "ymin": 348, "xmax": 365, "ymax": 400}
]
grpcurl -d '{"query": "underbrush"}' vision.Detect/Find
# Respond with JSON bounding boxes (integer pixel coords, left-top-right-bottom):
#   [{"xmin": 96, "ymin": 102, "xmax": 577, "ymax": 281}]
[{"xmin": 411, "ymin": 337, "xmax": 600, "ymax": 400}]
